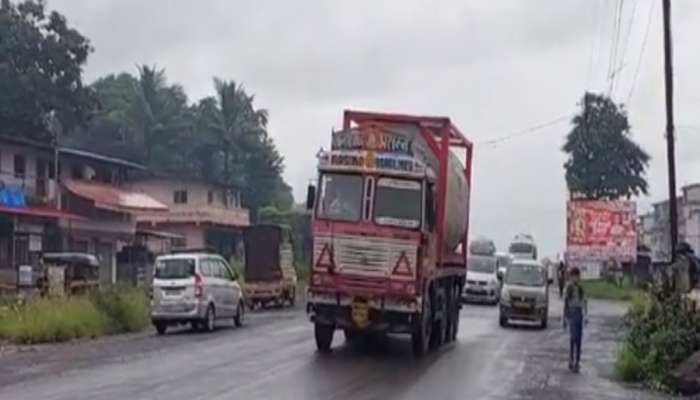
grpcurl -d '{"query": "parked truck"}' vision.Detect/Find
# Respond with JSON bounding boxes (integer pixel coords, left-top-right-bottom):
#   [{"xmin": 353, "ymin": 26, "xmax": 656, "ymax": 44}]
[
  {"xmin": 243, "ymin": 224, "xmax": 297, "ymax": 309},
  {"xmin": 305, "ymin": 110, "xmax": 473, "ymax": 356}
]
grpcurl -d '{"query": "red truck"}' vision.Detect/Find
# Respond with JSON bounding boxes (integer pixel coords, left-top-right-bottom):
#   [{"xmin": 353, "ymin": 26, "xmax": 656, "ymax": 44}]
[{"xmin": 305, "ymin": 110, "xmax": 473, "ymax": 356}]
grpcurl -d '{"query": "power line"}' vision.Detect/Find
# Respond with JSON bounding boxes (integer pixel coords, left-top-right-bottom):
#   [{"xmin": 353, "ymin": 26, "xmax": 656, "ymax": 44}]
[
  {"xmin": 619, "ymin": 0, "xmax": 639, "ymax": 67},
  {"xmin": 626, "ymin": 0, "xmax": 655, "ymax": 104},
  {"xmin": 608, "ymin": 0, "xmax": 625, "ymax": 96},
  {"xmin": 586, "ymin": 0, "xmax": 600, "ymax": 89},
  {"xmin": 479, "ymin": 114, "xmax": 574, "ymax": 147}
]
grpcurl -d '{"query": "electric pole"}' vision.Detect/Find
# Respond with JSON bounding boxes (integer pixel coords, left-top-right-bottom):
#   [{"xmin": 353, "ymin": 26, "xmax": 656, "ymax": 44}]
[{"xmin": 663, "ymin": 0, "xmax": 678, "ymax": 262}]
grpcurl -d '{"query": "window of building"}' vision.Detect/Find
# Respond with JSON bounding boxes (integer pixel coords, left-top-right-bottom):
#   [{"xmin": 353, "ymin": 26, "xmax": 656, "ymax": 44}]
[
  {"xmin": 207, "ymin": 191, "xmax": 214, "ymax": 205},
  {"xmin": 13, "ymin": 154, "xmax": 25, "ymax": 179},
  {"xmin": 174, "ymin": 190, "xmax": 188, "ymax": 204}
]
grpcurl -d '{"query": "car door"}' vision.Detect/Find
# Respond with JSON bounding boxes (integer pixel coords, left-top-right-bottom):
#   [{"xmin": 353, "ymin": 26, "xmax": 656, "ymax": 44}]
[{"xmin": 219, "ymin": 259, "xmax": 240, "ymax": 314}]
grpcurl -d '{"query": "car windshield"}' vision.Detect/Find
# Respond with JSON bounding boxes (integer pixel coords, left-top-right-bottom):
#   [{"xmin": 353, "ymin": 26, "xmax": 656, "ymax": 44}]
[
  {"xmin": 505, "ymin": 264, "xmax": 546, "ymax": 286},
  {"xmin": 317, "ymin": 173, "xmax": 363, "ymax": 222},
  {"xmin": 155, "ymin": 258, "xmax": 195, "ymax": 279},
  {"xmin": 469, "ymin": 257, "xmax": 497, "ymax": 273},
  {"xmin": 374, "ymin": 178, "xmax": 422, "ymax": 228}
]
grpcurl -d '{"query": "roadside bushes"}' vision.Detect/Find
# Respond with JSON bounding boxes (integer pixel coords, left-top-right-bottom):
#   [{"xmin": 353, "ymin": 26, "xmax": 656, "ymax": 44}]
[
  {"xmin": 90, "ymin": 286, "xmax": 150, "ymax": 333},
  {"xmin": 615, "ymin": 290, "xmax": 700, "ymax": 389},
  {"xmin": 0, "ymin": 286, "xmax": 150, "ymax": 344}
]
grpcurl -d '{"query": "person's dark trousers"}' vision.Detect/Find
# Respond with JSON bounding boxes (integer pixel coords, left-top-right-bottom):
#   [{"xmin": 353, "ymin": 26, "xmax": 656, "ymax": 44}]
[{"xmin": 569, "ymin": 309, "xmax": 584, "ymax": 370}]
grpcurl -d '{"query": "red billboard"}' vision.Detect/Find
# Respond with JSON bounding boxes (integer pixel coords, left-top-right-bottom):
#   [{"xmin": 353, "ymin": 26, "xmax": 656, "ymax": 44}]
[{"xmin": 566, "ymin": 201, "xmax": 637, "ymax": 262}]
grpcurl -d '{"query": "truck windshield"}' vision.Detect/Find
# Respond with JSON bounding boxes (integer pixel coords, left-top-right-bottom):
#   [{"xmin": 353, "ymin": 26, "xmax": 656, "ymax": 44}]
[
  {"xmin": 155, "ymin": 258, "xmax": 195, "ymax": 279},
  {"xmin": 317, "ymin": 173, "xmax": 363, "ymax": 222},
  {"xmin": 509, "ymin": 243, "xmax": 536, "ymax": 256},
  {"xmin": 505, "ymin": 264, "xmax": 545, "ymax": 287},
  {"xmin": 374, "ymin": 178, "xmax": 422, "ymax": 229}
]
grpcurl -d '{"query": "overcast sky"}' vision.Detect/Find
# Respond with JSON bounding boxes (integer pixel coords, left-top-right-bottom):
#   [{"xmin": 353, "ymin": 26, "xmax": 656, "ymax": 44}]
[{"xmin": 50, "ymin": 0, "xmax": 700, "ymax": 258}]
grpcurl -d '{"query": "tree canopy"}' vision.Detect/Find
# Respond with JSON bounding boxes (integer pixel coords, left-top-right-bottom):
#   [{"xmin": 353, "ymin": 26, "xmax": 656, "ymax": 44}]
[
  {"xmin": 0, "ymin": 0, "xmax": 95, "ymax": 139},
  {"xmin": 563, "ymin": 92, "xmax": 650, "ymax": 200},
  {"xmin": 0, "ymin": 1, "xmax": 294, "ymax": 214}
]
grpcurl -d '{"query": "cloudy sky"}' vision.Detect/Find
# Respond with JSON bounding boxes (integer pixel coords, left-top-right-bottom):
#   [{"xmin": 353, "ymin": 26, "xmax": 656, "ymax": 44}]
[{"xmin": 51, "ymin": 0, "xmax": 700, "ymax": 258}]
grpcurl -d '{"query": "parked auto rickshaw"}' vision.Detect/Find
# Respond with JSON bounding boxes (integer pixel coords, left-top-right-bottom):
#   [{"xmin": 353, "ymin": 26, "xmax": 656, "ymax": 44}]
[{"xmin": 38, "ymin": 253, "xmax": 100, "ymax": 296}]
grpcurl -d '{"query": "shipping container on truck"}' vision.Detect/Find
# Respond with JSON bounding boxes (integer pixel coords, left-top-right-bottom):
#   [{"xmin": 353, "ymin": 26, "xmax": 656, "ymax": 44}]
[
  {"xmin": 305, "ymin": 110, "xmax": 473, "ymax": 356},
  {"xmin": 242, "ymin": 225, "xmax": 298, "ymax": 309}
]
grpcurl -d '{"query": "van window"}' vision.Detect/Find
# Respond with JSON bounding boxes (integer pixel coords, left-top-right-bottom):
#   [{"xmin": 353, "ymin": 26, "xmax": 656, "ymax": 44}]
[
  {"xmin": 200, "ymin": 260, "xmax": 212, "ymax": 277},
  {"xmin": 155, "ymin": 258, "xmax": 195, "ymax": 279},
  {"xmin": 218, "ymin": 260, "xmax": 233, "ymax": 280}
]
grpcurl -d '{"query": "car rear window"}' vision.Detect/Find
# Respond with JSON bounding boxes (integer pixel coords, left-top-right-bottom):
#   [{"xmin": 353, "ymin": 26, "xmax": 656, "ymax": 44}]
[{"xmin": 155, "ymin": 258, "xmax": 195, "ymax": 279}]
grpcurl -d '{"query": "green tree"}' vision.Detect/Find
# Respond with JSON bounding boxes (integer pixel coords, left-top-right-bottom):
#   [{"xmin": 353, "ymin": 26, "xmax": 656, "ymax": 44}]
[
  {"xmin": 130, "ymin": 65, "xmax": 190, "ymax": 168},
  {"xmin": 563, "ymin": 92, "xmax": 650, "ymax": 200},
  {"xmin": 0, "ymin": 0, "xmax": 95, "ymax": 140}
]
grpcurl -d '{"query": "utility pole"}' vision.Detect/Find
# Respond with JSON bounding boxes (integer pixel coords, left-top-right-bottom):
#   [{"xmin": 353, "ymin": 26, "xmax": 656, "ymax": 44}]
[{"xmin": 663, "ymin": 0, "xmax": 678, "ymax": 262}]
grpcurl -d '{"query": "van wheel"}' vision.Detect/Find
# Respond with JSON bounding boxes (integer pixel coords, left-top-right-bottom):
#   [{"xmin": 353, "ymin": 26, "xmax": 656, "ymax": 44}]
[
  {"xmin": 155, "ymin": 322, "xmax": 167, "ymax": 335},
  {"xmin": 234, "ymin": 301, "xmax": 245, "ymax": 327},
  {"xmin": 202, "ymin": 305, "xmax": 216, "ymax": 332},
  {"xmin": 499, "ymin": 313, "xmax": 508, "ymax": 328},
  {"xmin": 540, "ymin": 317, "xmax": 548, "ymax": 330},
  {"xmin": 315, "ymin": 323, "xmax": 334, "ymax": 353}
]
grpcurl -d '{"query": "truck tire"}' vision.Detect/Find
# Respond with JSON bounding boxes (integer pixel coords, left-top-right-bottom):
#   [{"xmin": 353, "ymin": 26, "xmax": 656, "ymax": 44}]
[
  {"xmin": 449, "ymin": 284, "xmax": 461, "ymax": 341},
  {"xmin": 429, "ymin": 291, "xmax": 445, "ymax": 350},
  {"xmin": 412, "ymin": 291, "xmax": 432, "ymax": 357},
  {"xmin": 343, "ymin": 329, "xmax": 357, "ymax": 342},
  {"xmin": 289, "ymin": 287, "xmax": 296, "ymax": 307},
  {"xmin": 315, "ymin": 323, "xmax": 334, "ymax": 353}
]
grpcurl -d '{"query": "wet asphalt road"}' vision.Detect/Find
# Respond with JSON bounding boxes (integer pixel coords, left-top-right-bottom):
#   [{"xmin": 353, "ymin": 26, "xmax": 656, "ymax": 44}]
[{"xmin": 0, "ymin": 294, "xmax": 671, "ymax": 400}]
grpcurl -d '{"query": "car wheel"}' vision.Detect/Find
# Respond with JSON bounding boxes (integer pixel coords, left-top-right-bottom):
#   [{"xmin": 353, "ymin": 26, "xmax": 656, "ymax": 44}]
[
  {"xmin": 202, "ymin": 304, "xmax": 216, "ymax": 332},
  {"xmin": 499, "ymin": 313, "xmax": 508, "ymax": 328},
  {"xmin": 155, "ymin": 322, "xmax": 167, "ymax": 335},
  {"xmin": 541, "ymin": 317, "xmax": 548, "ymax": 330},
  {"xmin": 234, "ymin": 300, "xmax": 245, "ymax": 327}
]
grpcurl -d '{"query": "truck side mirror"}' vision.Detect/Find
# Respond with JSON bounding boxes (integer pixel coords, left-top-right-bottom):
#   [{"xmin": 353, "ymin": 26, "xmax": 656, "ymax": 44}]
[{"xmin": 306, "ymin": 184, "xmax": 316, "ymax": 210}]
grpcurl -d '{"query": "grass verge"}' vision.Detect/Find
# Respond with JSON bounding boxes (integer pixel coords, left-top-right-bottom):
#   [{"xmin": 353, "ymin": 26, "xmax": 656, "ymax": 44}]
[
  {"xmin": 581, "ymin": 279, "xmax": 643, "ymax": 302},
  {"xmin": 0, "ymin": 287, "xmax": 150, "ymax": 344}
]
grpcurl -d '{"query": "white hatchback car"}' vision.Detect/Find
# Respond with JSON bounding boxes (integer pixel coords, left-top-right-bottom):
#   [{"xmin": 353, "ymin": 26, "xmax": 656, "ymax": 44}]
[{"xmin": 151, "ymin": 252, "xmax": 244, "ymax": 335}]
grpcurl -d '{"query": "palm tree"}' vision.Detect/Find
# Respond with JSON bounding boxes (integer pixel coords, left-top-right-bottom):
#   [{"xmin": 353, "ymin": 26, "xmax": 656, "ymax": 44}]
[
  {"xmin": 207, "ymin": 78, "xmax": 269, "ymax": 185},
  {"xmin": 130, "ymin": 65, "xmax": 189, "ymax": 167}
]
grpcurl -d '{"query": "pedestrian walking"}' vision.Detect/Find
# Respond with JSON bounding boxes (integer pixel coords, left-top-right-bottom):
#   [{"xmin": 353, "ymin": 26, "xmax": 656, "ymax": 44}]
[
  {"xmin": 563, "ymin": 267, "xmax": 587, "ymax": 373},
  {"xmin": 557, "ymin": 261, "xmax": 566, "ymax": 298}
]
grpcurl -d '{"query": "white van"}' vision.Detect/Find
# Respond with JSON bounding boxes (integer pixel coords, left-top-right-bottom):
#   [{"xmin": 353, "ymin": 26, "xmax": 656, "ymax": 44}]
[{"xmin": 151, "ymin": 252, "xmax": 245, "ymax": 335}]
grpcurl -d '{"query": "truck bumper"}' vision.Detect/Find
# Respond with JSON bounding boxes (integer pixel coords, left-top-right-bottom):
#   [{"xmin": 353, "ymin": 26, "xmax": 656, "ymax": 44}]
[
  {"xmin": 307, "ymin": 290, "xmax": 420, "ymax": 333},
  {"xmin": 499, "ymin": 303, "xmax": 547, "ymax": 322}
]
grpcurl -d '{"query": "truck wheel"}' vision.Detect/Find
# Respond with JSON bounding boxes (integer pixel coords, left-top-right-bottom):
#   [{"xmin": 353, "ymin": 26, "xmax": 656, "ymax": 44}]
[
  {"xmin": 343, "ymin": 329, "xmax": 357, "ymax": 342},
  {"xmin": 315, "ymin": 323, "xmax": 334, "ymax": 353},
  {"xmin": 412, "ymin": 292, "xmax": 432, "ymax": 357},
  {"xmin": 289, "ymin": 288, "xmax": 296, "ymax": 307},
  {"xmin": 450, "ymin": 285, "xmax": 461, "ymax": 341}
]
